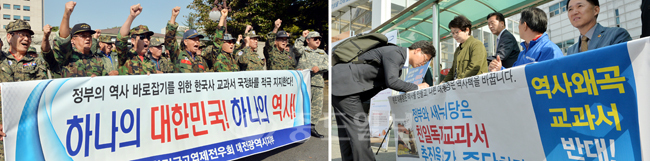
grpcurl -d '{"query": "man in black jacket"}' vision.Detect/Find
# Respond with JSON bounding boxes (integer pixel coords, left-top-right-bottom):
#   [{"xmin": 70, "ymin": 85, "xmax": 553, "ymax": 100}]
[
  {"xmin": 331, "ymin": 40, "xmax": 434, "ymax": 161},
  {"xmin": 486, "ymin": 12, "xmax": 520, "ymax": 68}
]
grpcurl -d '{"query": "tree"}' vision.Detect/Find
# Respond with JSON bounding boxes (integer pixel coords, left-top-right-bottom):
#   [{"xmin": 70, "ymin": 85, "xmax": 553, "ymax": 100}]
[
  {"xmin": 51, "ymin": 26, "xmax": 60, "ymax": 32},
  {"xmin": 187, "ymin": 0, "xmax": 328, "ymax": 49},
  {"xmin": 183, "ymin": 14, "xmax": 198, "ymax": 30}
]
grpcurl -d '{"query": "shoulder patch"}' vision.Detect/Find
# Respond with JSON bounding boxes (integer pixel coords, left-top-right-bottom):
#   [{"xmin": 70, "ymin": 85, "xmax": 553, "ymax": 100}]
[{"xmin": 237, "ymin": 51, "xmax": 244, "ymax": 56}]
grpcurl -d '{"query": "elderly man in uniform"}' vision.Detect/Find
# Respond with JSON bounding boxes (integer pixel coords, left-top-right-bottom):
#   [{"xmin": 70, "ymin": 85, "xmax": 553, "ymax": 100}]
[
  {"xmin": 95, "ymin": 35, "xmax": 119, "ymax": 74},
  {"xmin": 295, "ymin": 30, "xmax": 328, "ymax": 138},
  {"xmin": 116, "ymin": 4, "xmax": 156, "ymax": 75},
  {"xmin": 53, "ymin": 1, "xmax": 107, "ymax": 77},
  {"xmin": 166, "ymin": 6, "xmax": 208, "ymax": 73},
  {"xmin": 237, "ymin": 29, "xmax": 265, "ymax": 71},
  {"xmin": 207, "ymin": 8, "xmax": 239, "ymax": 72},
  {"xmin": 265, "ymin": 19, "xmax": 295, "ymax": 70},
  {"xmin": 0, "ymin": 20, "xmax": 49, "ymax": 160},
  {"xmin": 148, "ymin": 37, "xmax": 174, "ymax": 73}
]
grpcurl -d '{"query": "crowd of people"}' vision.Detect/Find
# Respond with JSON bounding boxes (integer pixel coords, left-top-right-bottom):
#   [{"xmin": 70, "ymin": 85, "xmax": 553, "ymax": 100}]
[
  {"xmin": 0, "ymin": 1, "xmax": 328, "ymax": 159},
  {"xmin": 332, "ymin": 0, "xmax": 638, "ymax": 160}
]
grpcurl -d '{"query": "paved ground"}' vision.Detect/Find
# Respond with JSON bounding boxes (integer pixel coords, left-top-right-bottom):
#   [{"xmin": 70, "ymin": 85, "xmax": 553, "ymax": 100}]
[
  {"xmin": 330, "ymin": 104, "xmax": 398, "ymax": 161},
  {"xmin": 236, "ymin": 81, "xmax": 329, "ymax": 161}
]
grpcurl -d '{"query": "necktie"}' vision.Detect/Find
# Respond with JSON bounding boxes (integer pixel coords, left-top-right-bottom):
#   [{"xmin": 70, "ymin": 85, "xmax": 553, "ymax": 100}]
[{"xmin": 580, "ymin": 36, "xmax": 589, "ymax": 52}]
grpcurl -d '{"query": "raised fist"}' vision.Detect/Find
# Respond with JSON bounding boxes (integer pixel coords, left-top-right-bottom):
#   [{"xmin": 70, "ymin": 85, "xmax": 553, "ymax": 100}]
[
  {"xmin": 43, "ymin": 24, "xmax": 52, "ymax": 35},
  {"xmin": 130, "ymin": 4, "xmax": 143, "ymax": 18},
  {"xmin": 64, "ymin": 1, "xmax": 76, "ymax": 14},
  {"xmin": 275, "ymin": 19, "xmax": 282, "ymax": 29},
  {"xmin": 172, "ymin": 6, "xmax": 181, "ymax": 18}
]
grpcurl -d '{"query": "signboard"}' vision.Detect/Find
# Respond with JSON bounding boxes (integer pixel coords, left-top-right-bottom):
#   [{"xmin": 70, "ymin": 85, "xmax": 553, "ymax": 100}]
[
  {"xmin": 390, "ymin": 38, "xmax": 650, "ymax": 160},
  {"xmin": 2, "ymin": 70, "xmax": 312, "ymax": 161}
]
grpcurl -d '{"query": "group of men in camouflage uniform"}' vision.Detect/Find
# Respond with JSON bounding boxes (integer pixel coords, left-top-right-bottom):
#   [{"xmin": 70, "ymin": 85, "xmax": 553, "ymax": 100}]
[{"xmin": 0, "ymin": 1, "xmax": 328, "ymax": 158}]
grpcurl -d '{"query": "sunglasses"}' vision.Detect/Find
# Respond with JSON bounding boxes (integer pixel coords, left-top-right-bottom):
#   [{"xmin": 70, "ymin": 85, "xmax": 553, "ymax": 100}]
[
  {"xmin": 310, "ymin": 37, "xmax": 321, "ymax": 41},
  {"xmin": 131, "ymin": 34, "xmax": 151, "ymax": 40}
]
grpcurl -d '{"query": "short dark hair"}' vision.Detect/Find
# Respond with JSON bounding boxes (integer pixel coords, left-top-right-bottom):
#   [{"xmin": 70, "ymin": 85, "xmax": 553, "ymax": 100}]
[
  {"xmin": 448, "ymin": 15, "xmax": 472, "ymax": 35},
  {"xmin": 520, "ymin": 7, "xmax": 547, "ymax": 33},
  {"xmin": 567, "ymin": 0, "xmax": 600, "ymax": 18},
  {"xmin": 408, "ymin": 40, "xmax": 436, "ymax": 58},
  {"xmin": 487, "ymin": 12, "xmax": 505, "ymax": 25}
]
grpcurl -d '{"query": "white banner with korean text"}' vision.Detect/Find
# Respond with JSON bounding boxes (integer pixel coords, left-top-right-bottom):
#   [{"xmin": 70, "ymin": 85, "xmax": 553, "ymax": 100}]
[
  {"xmin": 390, "ymin": 37, "xmax": 650, "ymax": 161},
  {"xmin": 2, "ymin": 70, "xmax": 312, "ymax": 161}
]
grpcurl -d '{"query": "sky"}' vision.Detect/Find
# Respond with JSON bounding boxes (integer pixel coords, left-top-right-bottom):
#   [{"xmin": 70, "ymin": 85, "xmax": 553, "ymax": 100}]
[{"xmin": 44, "ymin": 0, "xmax": 195, "ymax": 34}]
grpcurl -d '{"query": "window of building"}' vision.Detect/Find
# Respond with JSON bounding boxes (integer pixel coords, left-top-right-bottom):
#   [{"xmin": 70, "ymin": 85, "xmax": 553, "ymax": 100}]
[
  {"xmin": 23, "ymin": 6, "xmax": 30, "ymax": 11},
  {"xmin": 3, "ymin": 4, "xmax": 9, "ymax": 9},
  {"xmin": 549, "ymin": 0, "xmax": 568, "ymax": 17},
  {"xmin": 3, "ymin": 14, "xmax": 9, "ymax": 20},
  {"xmin": 556, "ymin": 39, "xmax": 575, "ymax": 54},
  {"xmin": 14, "ymin": 15, "xmax": 20, "ymax": 20},
  {"xmin": 2, "ymin": 25, "xmax": 5, "ymax": 29},
  {"xmin": 24, "ymin": 16, "xmax": 30, "ymax": 21},
  {"xmin": 615, "ymin": 9, "xmax": 620, "ymax": 27},
  {"xmin": 13, "ymin": 5, "xmax": 20, "ymax": 10}
]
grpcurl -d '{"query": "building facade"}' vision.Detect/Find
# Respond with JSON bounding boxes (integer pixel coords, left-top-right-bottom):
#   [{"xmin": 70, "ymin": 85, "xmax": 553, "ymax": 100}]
[
  {"xmin": 1, "ymin": 0, "xmax": 44, "ymax": 52},
  {"xmin": 519, "ymin": 0, "xmax": 643, "ymax": 54}
]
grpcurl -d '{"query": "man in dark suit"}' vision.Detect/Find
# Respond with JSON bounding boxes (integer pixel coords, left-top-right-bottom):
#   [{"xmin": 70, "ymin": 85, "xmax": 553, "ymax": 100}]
[
  {"xmin": 566, "ymin": 0, "xmax": 631, "ymax": 55},
  {"xmin": 331, "ymin": 40, "xmax": 434, "ymax": 161},
  {"xmin": 486, "ymin": 12, "xmax": 520, "ymax": 68}
]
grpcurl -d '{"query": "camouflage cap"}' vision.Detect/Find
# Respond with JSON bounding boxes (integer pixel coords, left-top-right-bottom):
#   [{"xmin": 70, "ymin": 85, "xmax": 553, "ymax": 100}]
[
  {"xmin": 5, "ymin": 19, "xmax": 34, "ymax": 35},
  {"xmin": 306, "ymin": 31, "xmax": 321, "ymax": 39},
  {"xmin": 223, "ymin": 34, "xmax": 236, "ymax": 41},
  {"xmin": 129, "ymin": 25, "xmax": 154, "ymax": 36},
  {"xmin": 98, "ymin": 35, "xmax": 114, "ymax": 44},
  {"xmin": 245, "ymin": 30, "xmax": 260, "ymax": 38},
  {"xmin": 150, "ymin": 37, "xmax": 164, "ymax": 47},
  {"xmin": 27, "ymin": 46, "xmax": 37, "ymax": 53},
  {"xmin": 276, "ymin": 30, "xmax": 289, "ymax": 38}
]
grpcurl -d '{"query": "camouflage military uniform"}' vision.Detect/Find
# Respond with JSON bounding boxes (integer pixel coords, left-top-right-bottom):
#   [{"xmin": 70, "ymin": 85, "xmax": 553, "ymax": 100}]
[
  {"xmin": 149, "ymin": 37, "xmax": 174, "ymax": 73},
  {"xmin": 95, "ymin": 36, "xmax": 120, "ymax": 72},
  {"xmin": 150, "ymin": 54, "xmax": 174, "ymax": 73},
  {"xmin": 0, "ymin": 51, "xmax": 48, "ymax": 81},
  {"xmin": 264, "ymin": 32, "xmax": 295, "ymax": 70},
  {"xmin": 199, "ymin": 26, "xmax": 242, "ymax": 72},
  {"xmin": 53, "ymin": 35, "xmax": 107, "ymax": 77},
  {"xmin": 116, "ymin": 26, "xmax": 156, "ymax": 75},
  {"xmin": 42, "ymin": 47, "xmax": 63, "ymax": 79},
  {"xmin": 237, "ymin": 46, "xmax": 265, "ymax": 71},
  {"xmin": 165, "ymin": 22, "xmax": 208, "ymax": 73},
  {"xmin": 295, "ymin": 33, "xmax": 328, "ymax": 124}
]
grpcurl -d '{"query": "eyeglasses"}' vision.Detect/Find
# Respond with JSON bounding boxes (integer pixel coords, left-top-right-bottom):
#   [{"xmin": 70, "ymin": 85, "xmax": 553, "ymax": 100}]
[
  {"xmin": 131, "ymin": 34, "xmax": 150, "ymax": 40},
  {"xmin": 12, "ymin": 32, "xmax": 34, "ymax": 39}
]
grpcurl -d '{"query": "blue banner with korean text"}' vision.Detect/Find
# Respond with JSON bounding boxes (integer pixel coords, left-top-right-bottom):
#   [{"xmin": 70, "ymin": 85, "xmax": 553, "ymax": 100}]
[
  {"xmin": 389, "ymin": 37, "xmax": 650, "ymax": 161},
  {"xmin": 1, "ymin": 70, "xmax": 312, "ymax": 161}
]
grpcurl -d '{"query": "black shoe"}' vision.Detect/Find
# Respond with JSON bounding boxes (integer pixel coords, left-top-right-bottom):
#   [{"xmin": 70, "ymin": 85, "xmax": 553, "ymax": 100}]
[{"xmin": 311, "ymin": 125, "xmax": 324, "ymax": 138}]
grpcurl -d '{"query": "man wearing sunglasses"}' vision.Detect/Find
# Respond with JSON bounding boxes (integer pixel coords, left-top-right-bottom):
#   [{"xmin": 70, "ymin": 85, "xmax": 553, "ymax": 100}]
[
  {"xmin": 265, "ymin": 19, "xmax": 295, "ymax": 70},
  {"xmin": 166, "ymin": 6, "xmax": 208, "ymax": 73},
  {"xmin": 203, "ymin": 8, "xmax": 239, "ymax": 72},
  {"xmin": 117, "ymin": 24, "xmax": 156, "ymax": 75},
  {"xmin": 237, "ymin": 29, "xmax": 265, "ymax": 71},
  {"xmin": 54, "ymin": 1, "xmax": 107, "ymax": 78},
  {"xmin": 294, "ymin": 30, "xmax": 328, "ymax": 138}
]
